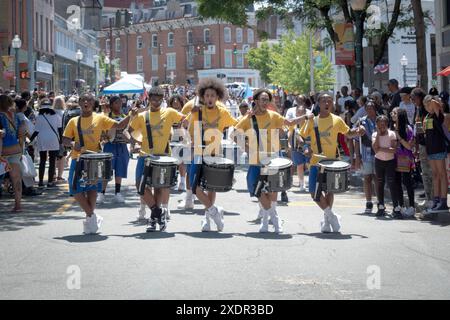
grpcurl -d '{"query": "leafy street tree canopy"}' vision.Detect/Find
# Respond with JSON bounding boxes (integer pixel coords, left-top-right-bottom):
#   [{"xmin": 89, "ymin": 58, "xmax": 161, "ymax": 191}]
[
  {"xmin": 197, "ymin": 0, "xmax": 432, "ymax": 88},
  {"xmin": 248, "ymin": 33, "xmax": 334, "ymax": 93}
]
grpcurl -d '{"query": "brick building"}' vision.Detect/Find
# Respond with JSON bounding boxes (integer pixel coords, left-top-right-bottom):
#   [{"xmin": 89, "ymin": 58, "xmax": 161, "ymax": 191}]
[{"xmin": 99, "ymin": 0, "xmax": 260, "ymax": 87}]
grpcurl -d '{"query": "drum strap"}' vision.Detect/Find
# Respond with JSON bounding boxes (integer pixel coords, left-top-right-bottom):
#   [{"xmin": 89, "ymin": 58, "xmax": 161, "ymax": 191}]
[
  {"xmin": 251, "ymin": 115, "xmax": 260, "ymax": 151},
  {"xmin": 77, "ymin": 117, "xmax": 85, "ymax": 149},
  {"xmin": 146, "ymin": 111, "xmax": 170, "ymax": 154},
  {"xmin": 199, "ymin": 108, "xmax": 205, "ymax": 147},
  {"xmin": 313, "ymin": 116, "xmax": 322, "ymax": 154}
]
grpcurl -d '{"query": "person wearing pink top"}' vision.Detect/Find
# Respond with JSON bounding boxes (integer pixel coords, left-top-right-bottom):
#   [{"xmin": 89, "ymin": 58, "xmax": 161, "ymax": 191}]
[{"xmin": 372, "ymin": 115, "xmax": 400, "ymax": 217}]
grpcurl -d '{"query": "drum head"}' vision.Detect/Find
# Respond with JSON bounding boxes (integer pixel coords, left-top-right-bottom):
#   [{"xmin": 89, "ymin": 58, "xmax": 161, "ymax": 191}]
[
  {"xmin": 149, "ymin": 155, "xmax": 179, "ymax": 165},
  {"xmin": 266, "ymin": 157, "xmax": 292, "ymax": 169},
  {"xmin": 203, "ymin": 156, "xmax": 234, "ymax": 166},
  {"xmin": 80, "ymin": 152, "xmax": 113, "ymax": 160},
  {"xmin": 319, "ymin": 160, "xmax": 351, "ymax": 169}
]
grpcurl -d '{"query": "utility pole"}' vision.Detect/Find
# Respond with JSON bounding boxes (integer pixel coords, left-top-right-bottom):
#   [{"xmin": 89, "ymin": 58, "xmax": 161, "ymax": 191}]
[
  {"xmin": 109, "ymin": 17, "xmax": 114, "ymax": 83},
  {"xmin": 309, "ymin": 31, "xmax": 315, "ymax": 93},
  {"xmin": 27, "ymin": 0, "xmax": 34, "ymax": 91}
]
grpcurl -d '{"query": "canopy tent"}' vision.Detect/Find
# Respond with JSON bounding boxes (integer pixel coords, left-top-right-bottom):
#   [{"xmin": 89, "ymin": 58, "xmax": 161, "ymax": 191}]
[{"xmin": 103, "ymin": 73, "xmax": 152, "ymax": 94}]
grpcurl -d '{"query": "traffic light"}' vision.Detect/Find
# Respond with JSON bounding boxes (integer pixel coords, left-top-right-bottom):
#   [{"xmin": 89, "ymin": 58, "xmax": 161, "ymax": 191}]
[
  {"xmin": 20, "ymin": 70, "xmax": 29, "ymax": 79},
  {"xmin": 125, "ymin": 10, "xmax": 133, "ymax": 27},
  {"xmin": 115, "ymin": 10, "xmax": 122, "ymax": 28},
  {"xmin": 233, "ymin": 43, "xmax": 238, "ymax": 55}
]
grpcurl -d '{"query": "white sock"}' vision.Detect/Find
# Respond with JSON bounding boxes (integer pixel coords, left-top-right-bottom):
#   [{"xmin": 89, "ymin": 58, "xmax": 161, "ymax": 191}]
[
  {"xmin": 271, "ymin": 201, "xmax": 277, "ymax": 209},
  {"xmin": 186, "ymin": 190, "xmax": 192, "ymax": 200},
  {"xmin": 207, "ymin": 205, "xmax": 216, "ymax": 213},
  {"xmin": 324, "ymin": 207, "xmax": 332, "ymax": 215},
  {"xmin": 161, "ymin": 203, "xmax": 168, "ymax": 209},
  {"xmin": 140, "ymin": 203, "xmax": 146, "ymax": 211}
]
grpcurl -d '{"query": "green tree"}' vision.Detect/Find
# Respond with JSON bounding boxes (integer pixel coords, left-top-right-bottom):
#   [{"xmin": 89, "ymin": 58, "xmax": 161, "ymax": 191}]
[
  {"xmin": 247, "ymin": 42, "xmax": 275, "ymax": 85},
  {"xmin": 197, "ymin": 0, "xmax": 407, "ymax": 88},
  {"xmin": 268, "ymin": 33, "xmax": 334, "ymax": 93}
]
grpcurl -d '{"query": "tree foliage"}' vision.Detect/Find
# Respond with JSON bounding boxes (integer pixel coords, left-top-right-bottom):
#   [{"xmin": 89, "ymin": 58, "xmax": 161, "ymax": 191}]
[
  {"xmin": 196, "ymin": 0, "xmax": 410, "ymax": 88},
  {"xmin": 247, "ymin": 33, "xmax": 334, "ymax": 93}
]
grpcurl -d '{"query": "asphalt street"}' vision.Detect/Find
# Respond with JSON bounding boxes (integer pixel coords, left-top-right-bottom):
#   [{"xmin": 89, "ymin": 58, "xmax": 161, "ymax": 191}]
[{"xmin": 1, "ymin": 159, "xmax": 450, "ymax": 300}]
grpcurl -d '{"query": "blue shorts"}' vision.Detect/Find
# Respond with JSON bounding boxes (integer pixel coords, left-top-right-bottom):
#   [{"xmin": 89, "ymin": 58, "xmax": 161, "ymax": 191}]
[
  {"xmin": 308, "ymin": 165, "xmax": 319, "ymax": 194},
  {"xmin": 292, "ymin": 150, "xmax": 310, "ymax": 166},
  {"xmin": 103, "ymin": 143, "xmax": 130, "ymax": 178},
  {"xmin": 68, "ymin": 160, "xmax": 102, "ymax": 196},
  {"xmin": 188, "ymin": 155, "xmax": 203, "ymax": 193},
  {"xmin": 428, "ymin": 152, "xmax": 447, "ymax": 161},
  {"xmin": 135, "ymin": 156, "xmax": 146, "ymax": 187},
  {"xmin": 246, "ymin": 165, "xmax": 261, "ymax": 197}
]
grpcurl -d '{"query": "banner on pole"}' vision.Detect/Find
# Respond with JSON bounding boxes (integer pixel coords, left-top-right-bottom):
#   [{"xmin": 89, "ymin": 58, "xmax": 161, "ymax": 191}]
[{"xmin": 335, "ymin": 23, "xmax": 355, "ymax": 66}]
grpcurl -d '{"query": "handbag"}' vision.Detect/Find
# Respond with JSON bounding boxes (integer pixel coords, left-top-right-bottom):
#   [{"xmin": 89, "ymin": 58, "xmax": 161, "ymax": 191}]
[
  {"xmin": 20, "ymin": 151, "xmax": 37, "ymax": 178},
  {"xmin": 396, "ymin": 154, "xmax": 412, "ymax": 173}
]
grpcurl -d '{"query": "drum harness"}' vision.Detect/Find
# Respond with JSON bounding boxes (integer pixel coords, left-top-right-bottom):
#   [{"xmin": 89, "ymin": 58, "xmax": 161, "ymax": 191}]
[
  {"xmin": 73, "ymin": 117, "xmax": 86, "ymax": 191},
  {"xmin": 312, "ymin": 116, "xmax": 341, "ymax": 201},
  {"xmin": 191, "ymin": 108, "xmax": 206, "ymax": 194},
  {"xmin": 252, "ymin": 115, "xmax": 270, "ymax": 198},
  {"xmin": 139, "ymin": 111, "xmax": 171, "ymax": 195}
]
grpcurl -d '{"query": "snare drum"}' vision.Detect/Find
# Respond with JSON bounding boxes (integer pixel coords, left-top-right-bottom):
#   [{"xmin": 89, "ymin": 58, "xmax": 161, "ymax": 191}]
[
  {"xmin": 79, "ymin": 153, "xmax": 113, "ymax": 185},
  {"xmin": 144, "ymin": 155, "xmax": 179, "ymax": 188},
  {"xmin": 200, "ymin": 156, "xmax": 235, "ymax": 192},
  {"xmin": 317, "ymin": 160, "xmax": 350, "ymax": 193},
  {"xmin": 261, "ymin": 157, "xmax": 293, "ymax": 192}
]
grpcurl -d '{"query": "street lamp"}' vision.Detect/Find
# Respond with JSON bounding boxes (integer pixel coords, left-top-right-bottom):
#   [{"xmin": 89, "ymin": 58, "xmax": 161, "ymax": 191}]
[
  {"xmin": 93, "ymin": 54, "xmax": 99, "ymax": 95},
  {"xmin": 12, "ymin": 35, "xmax": 22, "ymax": 92},
  {"xmin": 351, "ymin": 0, "xmax": 367, "ymax": 91},
  {"xmin": 76, "ymin": 49, "xmax": 83, "ymax": 94},
  {"xmin": 400, "ymin": 53, "xmax": 408, "ymax": 87},
  {"xmin": 104, "ymin": 55, "xmax": 110, "ymax": 85}
]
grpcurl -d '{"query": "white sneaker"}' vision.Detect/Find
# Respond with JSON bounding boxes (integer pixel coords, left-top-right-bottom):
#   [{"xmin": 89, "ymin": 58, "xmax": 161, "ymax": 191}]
[
  {"xmin": 259, "ymin": 210, "xmax": 269, "ymax": 233},
  {"xmin": 320, "ymin": 213, "xmax": 332, "ymax": 233},
  {"xmin": 209, "ymin": 206, "xmax": 224, "ymax": 231},
  {"xmin": 96, "ymin": 193, "xmax": 105, "ymax": 204},
  {"xmin": 86, "ymin": 214, "xmax": 102, "ymax": 234},
  {"xmin": 268, "ymin": 208, "xmax": 283, "ymax": 233},
  {"xmin": 326, "ymin": 210, "xmax": 341, "ymax": 233},
  {"xmin": 137, "ymin": 207, "xmax": 147, "ymax": 221},
  {"xmin": 114, "ymin": 193, "xmax": 125, "ymax": 203},
  {"xmin": 83, "ymin": 220, "xmax": 92, "ymax": 234},
  {"xmin": 299, "ymin": 184, "xmax": 305, "ymax": 192},
  {"xmin": 404, "ymin": 207, "xmax": 415, "ymax": 218},
  {"xmin": 201, "ymin": 212, "xmax": 211, "ymax": 232},
  {"xmin": 178, "ymin": 180, "xmax": 186, "ymax": 191},
  {"xmin": 165, "ymin": 207, "xmax": 171, "ymax": 220},
  {"xmin": 177, "ymin": 198, "xmax": 194, "ymax": 210}
]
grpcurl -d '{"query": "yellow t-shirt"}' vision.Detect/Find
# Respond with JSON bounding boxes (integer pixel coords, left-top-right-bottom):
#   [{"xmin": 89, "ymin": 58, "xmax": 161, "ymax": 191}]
[
  {"xmin": 63, "ymin": 113, "xmax": 117, "ymax": 159},
  {"xmin": 186, "ymin": 104, "xmax": 237, "ymax": 155},
  {"xmin": 130, "ymin": 108, "xmax": 184, "ymax": 155},
  {"xmin": 234, "ymin": 110, "xmax": 285, "ymax": 164},
  {"xmin": 300, "ymin": 113, "xmax": 349, "ymax": 165}
]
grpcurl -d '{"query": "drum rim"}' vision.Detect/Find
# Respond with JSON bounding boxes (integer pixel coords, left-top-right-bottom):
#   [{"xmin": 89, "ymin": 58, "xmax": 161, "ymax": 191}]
[
  {"xmin": 203, "ymin": 156, "xmax": 235, "ymax": 165},
  {"xmin": 318, "ymin": 160, "xmax": 351, "ymax": 169},
  {"xmin": 264, "ymin": 157, "xmax": 293, "ymax": 169},
  {"xmin": 80, "ymin": 152, "xmax": 113, "ymax": 159}
]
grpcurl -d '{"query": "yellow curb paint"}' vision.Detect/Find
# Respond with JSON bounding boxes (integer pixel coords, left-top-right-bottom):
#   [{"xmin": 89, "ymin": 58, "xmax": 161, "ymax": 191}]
[{"xmin": 56, "ymin": 184, "xmax": 74, "ymax": 214}]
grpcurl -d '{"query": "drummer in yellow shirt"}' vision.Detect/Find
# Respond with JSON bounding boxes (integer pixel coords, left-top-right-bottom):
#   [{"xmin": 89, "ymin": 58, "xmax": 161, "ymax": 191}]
[
  {"xmin": 233, "ymin": 89, "xmax": 311, "ymax": 233},
  {"xmin": 126, "ymin": 86, "xmax": 187, "ymax": 232},
  {"xmin": 300, "ymin": 92, "xmax": 365, "ymax": 233},
  {"xmin": 176, "ymin": 96, "xmax": 229, "ymax": 210},
  {"xmin": 62, "ymin": 93, "xmax": 138, "ymax": 235},
  {"xmin": 185, "ymin": 78, "xmax": 238, "ymax": 232}
]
